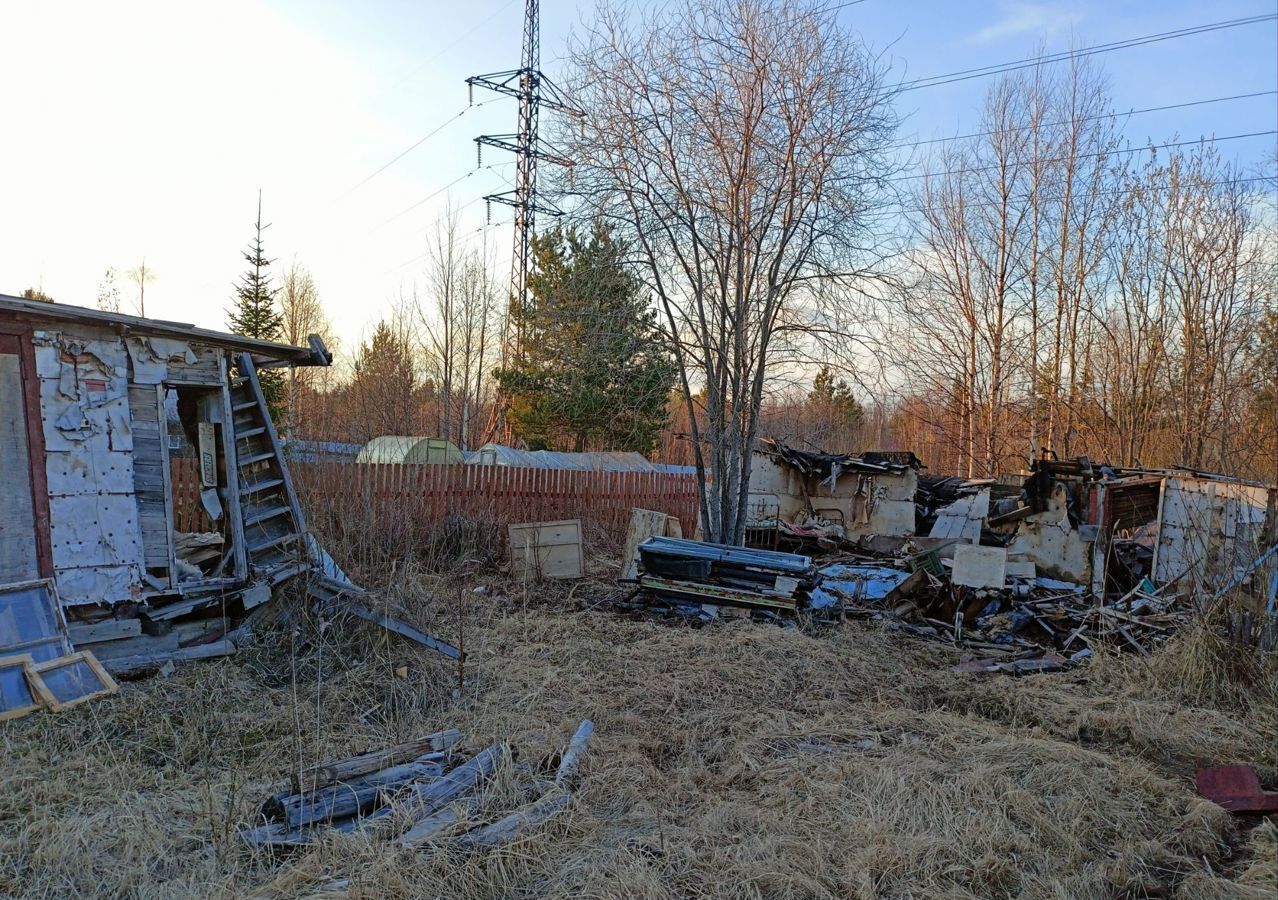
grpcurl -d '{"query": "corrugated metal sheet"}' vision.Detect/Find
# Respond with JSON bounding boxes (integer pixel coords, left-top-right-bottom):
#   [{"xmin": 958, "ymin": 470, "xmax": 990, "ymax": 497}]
[
  {"xmin": 651, "ymin": 463, "xmax": 698, "ymax": 475},
  {"xmin": 282, "ymin": 439, "xmax": 362, "ymax": 463},
  {"xmin": 468, "ymin": 443, "xmax": 660, "ymax": 472}
]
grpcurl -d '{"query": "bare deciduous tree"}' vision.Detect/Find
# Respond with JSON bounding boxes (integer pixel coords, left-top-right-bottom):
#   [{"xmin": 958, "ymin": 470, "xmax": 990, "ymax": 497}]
[
  {"xmin": 564, "ymin": 0, "xmax": 898, "ymax": 542},
  {"xmin": 890, "ymin": 58, "xmax": 1121, "ymax": 476},
  {"xmin": 126, "ymin": 259, "xmax": 155, "ymax": 317},
  {"xmin": 278, "ymin": 259, "xmax": 334, "ymax": 438},
  {"xmin": 417, "ymin": 207, "xmax": 499, "ymax": 451}
]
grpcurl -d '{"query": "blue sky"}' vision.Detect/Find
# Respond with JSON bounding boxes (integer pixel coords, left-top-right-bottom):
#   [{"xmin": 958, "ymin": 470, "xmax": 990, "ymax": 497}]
[{"xmin": 0, "ymin": 0, "xmax": 1273, "ymax": 354}]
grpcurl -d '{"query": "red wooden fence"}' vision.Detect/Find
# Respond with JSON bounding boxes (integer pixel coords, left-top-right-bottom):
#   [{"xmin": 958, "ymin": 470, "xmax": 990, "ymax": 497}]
[
  {"xmin": 290, "ymin": 463, "xmax": 700, "ymax": 542},
  {"xmin": 170, "ymin": 458, "xmax": 700, "ymax": 543},
  {"xmin": 171, "ymin": 457, "xmax": 215, "ymax": 533}
]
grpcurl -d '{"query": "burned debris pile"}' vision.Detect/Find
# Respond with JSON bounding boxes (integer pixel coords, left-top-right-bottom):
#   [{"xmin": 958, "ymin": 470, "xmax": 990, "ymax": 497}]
[
  {"xmin": 814, "ymin": 549, "xmax": 1190, "ymax": 672},
  {"xmin": 243, "ymin": 722, "xmax": 594, "ymax": 852},
  {"xmin": 619, "ymin": 446, "xmax": 1278, "ymax": 670}
]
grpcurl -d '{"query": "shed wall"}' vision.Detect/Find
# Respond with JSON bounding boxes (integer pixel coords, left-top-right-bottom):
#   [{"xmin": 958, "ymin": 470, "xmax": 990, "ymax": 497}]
[{"xmin": 0, "ymin": 343, "xmax": 39, "ymax": 581}]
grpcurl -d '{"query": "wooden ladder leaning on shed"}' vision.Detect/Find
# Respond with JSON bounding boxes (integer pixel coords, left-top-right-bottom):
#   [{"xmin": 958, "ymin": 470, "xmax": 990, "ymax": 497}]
[{"xmin": 230, "ymin": 352, "xmax": 310, "ymax": 584}]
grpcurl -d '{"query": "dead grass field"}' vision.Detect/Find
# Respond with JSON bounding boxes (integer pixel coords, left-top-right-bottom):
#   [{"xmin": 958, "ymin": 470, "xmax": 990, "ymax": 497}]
[{"xmin": 1, "ymin": 575, "xmax": 1275, "ymax": 900}]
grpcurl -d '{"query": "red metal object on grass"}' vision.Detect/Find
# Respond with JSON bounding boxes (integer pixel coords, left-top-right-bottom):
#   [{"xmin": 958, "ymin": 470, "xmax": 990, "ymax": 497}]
[{"xmin": 1195, "ymin": 765, "xmax": 1278, "ymax": 813}]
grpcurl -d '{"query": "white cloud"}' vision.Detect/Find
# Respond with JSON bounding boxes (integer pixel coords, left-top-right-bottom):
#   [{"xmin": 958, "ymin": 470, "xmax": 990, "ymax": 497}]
[{"xmin": 966, "ymin": 2, "xmax": 1084, "ymax": 45}]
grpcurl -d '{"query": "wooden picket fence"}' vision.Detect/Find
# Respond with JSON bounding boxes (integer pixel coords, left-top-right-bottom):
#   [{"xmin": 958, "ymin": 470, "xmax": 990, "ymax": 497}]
[
  {"xmin": 289, "ymin": 463, "xmax": 700, "ymax": 543},
  {"xmin": 170, "ymin": 456, "xmax": 215, "ymax": 534},
  {"xmin": 168, "ymin": 458, "xmax": 699, "ymax": 548}
]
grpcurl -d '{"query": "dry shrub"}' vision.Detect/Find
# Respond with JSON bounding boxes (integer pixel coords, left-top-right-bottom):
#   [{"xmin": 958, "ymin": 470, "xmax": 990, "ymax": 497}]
[
  {"xmin": 2, "ymin": 582, "xmax": 1274, "ymax": 899},
  {"xmin": 1127, "ymin": 598, "xmax": 1278, "ymax": 713},
  {"xmin": 1172, "ymin": 821, "xmax": 1278, "ymax": 900},
  {"xmin": 299, "ymin": 480, "xmax": 503, "ymax": 580}
]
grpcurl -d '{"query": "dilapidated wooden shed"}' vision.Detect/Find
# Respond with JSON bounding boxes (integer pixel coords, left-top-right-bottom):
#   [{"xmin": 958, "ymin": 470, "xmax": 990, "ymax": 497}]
[{"xmin": 0, "ymin": 294, "xmax": 330, "ymax": 635}]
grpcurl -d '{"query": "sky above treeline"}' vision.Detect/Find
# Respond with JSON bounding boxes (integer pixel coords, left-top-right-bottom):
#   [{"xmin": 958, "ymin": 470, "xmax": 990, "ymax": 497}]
[{"xmin": 0, "ymin": 0, "xmax": 1273, "ymax": 355}]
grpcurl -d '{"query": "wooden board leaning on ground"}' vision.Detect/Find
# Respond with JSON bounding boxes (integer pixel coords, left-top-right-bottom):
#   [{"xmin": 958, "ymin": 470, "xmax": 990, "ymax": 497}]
[
  {"xmin": 508, "ymin": 519, "xmax": 584, "ymax": 580},
  {"xmin": 620, "ymin": 508, "xmax": 684, "ymax": 580}
]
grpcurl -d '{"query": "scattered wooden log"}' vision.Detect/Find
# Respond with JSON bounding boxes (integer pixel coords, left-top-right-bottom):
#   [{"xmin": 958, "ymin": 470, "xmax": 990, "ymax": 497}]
[
  {"xmin": 396, "ymin": 744, "xmax": 505, "ymax": 847},
  {"xmin": 243, "ymin": 803, "xmax": 398, "ymax": 849},
  {"xmin": 455, "ymin": 789, "xmax": 572, "ymax": 849},
  {"xmin": 391, "ymin": 799, "xmax": 476, "ymax": 848},
  {"xmin": 274, "ymin": 759, "xmax": 445, "ymax": 828},
  {"xmin": 455, "ymin": 720, "xmax": 594, "ymax": 850},
  {"xmin": 299, "ymin": 729, "xmax": 460, "ymax": 794},
  {"xmin": 243, "ymin": 726, "xmax": 591, "ymax": 857},
  {"xmin": 554, "ymin": 719, "xmax": 594, "ymax": 785}
]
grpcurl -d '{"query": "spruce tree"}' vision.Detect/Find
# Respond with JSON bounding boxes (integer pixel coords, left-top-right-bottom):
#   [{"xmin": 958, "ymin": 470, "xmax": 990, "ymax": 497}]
[
  {"xmin": 228, "ymin": 193, "xmax": 285, "ymax": 416},
  {"xmin": 495, "ymin": 224, "xmax": 675, "ymax": 453}
]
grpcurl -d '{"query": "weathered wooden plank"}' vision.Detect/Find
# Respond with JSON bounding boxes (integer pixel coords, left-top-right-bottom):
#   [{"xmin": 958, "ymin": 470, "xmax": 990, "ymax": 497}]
[
  {"xmin": 397, "ymin": 744, "xmax": 505, "ymax": 847},
  {"xmin": 298, "ymin": 730, "xmax": 462, "ymax": 794},
  {"xmin": 67, "ymin": 617, "xmax": 143, "ymax": 645},
  {"xmin": 101, "ymin": 638, "xmax": 235, "ymax": 674},
  {"xmin": 314, "ymin": 590, "xmax": 461, "ymax": 661}
]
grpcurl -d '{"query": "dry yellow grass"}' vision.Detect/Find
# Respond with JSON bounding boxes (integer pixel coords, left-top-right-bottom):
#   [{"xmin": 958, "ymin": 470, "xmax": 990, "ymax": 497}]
[{"xmin": 1, "ymin": 577, "xmax": 1274, "ymax": 899}]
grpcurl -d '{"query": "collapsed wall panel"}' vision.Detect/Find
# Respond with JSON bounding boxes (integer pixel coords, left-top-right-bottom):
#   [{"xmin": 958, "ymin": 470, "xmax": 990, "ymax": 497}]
[
  {"xmin": 1004, "ymin": 483, "xmax": 1090, "ymax": 584},
  {"xmin": 748, "ymin": 453, "xmax": 918, "ymax": 538},
  {"xmin": 1154, "ymin": 477, "xmax": 1271, "ymax": 591}
]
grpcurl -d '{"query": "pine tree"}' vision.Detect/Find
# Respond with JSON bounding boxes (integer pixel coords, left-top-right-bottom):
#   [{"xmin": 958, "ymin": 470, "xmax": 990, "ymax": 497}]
[
  {"xmin": 807, "ymin": 366, "xmax": 864, "ymax": 448},
  {"xmin": 496, "ymin": 224, "xmax": 675, "ymax": 453},
  {"xmin": 228, "ymin": 193, "xmax": 285, "ymax": 416}
]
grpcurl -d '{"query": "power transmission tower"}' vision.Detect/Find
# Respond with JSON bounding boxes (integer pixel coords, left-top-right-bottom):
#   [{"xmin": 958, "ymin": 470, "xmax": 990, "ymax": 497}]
[{"xmin": 467, "ymin": 0, "xmax": 576, "ymax": 440}]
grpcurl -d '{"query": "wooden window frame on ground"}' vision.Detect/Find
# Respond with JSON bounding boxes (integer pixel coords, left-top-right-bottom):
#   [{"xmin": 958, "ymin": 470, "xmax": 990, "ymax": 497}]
[
  {"xmin": 0, "ymin": 653, "xmax": 50, "ymax": 721},
  {"xmin": 30, "ymin": 650, "xmax": 118, "ymax": 712}
]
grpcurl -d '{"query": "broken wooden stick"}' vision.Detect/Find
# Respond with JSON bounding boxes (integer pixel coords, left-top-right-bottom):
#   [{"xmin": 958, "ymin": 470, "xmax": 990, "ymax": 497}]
[
  {"xmin": 391, "ymin": 797, "xmax": 480, "ymax": 847},
  {"xmin": 554, "ymin": 719, "xmax": 594, "ymax": 785},
  {"xmin": 455, "ymin": 789, "xmax": 571, "ymax": 849},
  {"xmin": 455, "ymin": 719, "xmax": 595, "ymax": 850},
  {"xmin": 308, "ymin": 578, "xmax": 462, "ymax": 661},
  {"xmin": 396, "ymin": 744, "xmax": 506, "ymax": 847},
  {"xmin": 298, "ymin": 729, "xmax": 460, "ymax": 794}
]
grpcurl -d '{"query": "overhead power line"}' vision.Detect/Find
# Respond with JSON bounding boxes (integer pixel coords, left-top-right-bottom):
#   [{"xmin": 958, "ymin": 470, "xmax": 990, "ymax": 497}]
[
  {"xmin": 901, "ymin": 14, "xmax": 1278, "ymax": 92},
  {"xmin": 373, "ymin": 162, "xmax": 512, "ymax": 231},
  {"xmin": 887, "ymin": 90, "xmax": 1278, "ymax": 152},
  {"xmin": 891, "ymin": 130, "xmax": 1278, "ymax": 183},
  {"xmin": 380, "ymin": 219, "xmax": 508, "ymax": 277},
  {"xmin": 374, "ymin": 0, "xmax": 521, "ymax": 99},
  {"xmin": 347, "ymin": 102, "xmax": 491, "ymax": 193}
]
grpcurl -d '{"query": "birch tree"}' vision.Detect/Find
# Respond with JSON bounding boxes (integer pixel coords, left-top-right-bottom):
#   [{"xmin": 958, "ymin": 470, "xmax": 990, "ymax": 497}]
[
  {"xmin": 563, "ymin": 0, "xmax": 898, "ymax": 542},
  {"xmin": 417, "ymin": 209, "xmax": 500, "ymax": 451}
]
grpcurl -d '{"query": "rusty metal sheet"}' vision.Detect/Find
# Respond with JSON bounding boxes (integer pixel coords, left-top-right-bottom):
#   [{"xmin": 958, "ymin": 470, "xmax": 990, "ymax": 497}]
[{"xmin": 1195, "ymin": 765, "xmax": 1278, "ymax": 814}]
